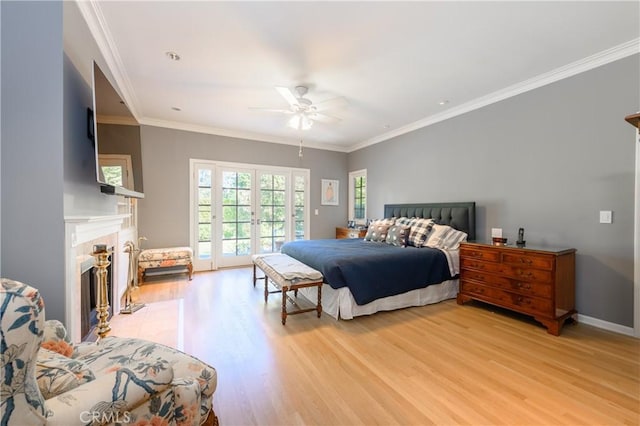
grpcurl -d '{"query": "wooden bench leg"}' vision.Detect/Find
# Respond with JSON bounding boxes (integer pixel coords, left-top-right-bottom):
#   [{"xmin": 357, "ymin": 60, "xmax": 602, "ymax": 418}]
[
  {"xmin": 317, "ymin": 283, "xmax": 322, "ymax": 318},
  {"xmin": 187, "ymin": 262, "xmax": 193, "ymax": 280},
  {"xmin": 264, "ymin": 276, "xmax": 269, "ymax": 303},
  {"xmin": 137, "ymin": 266, "xmax": 144, "ymax": 285},
  {"xmin": 253, "ymin": 264, "xmax": 257, "ymax": 287},
  {"xmin": 281, "ymin": 286, "xmax": 288, "ymax": 325}
]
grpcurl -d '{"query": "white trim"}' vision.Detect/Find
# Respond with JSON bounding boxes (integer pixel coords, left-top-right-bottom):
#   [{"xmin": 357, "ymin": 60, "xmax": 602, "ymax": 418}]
[
  {"xmin": 76, "ymin": 0, "xmax": 140, "ymax": 118},
  {"xmin": 140, "ymin": 118, "xmax": 349, "ymax": 153},
  {"xmin": 635, "ymin": 129, "xmax": 640, "ymax": 337},
  {"xmin": 577, "ymin": 313, "xmax": 635, "ymax": 337},
  {"xmin": 349, "ymin": 38, "xmax": 640, "ymax": 152},
  {"xmin": 80, "ymin": 1, "xmax": 639, "ymax": 155}
]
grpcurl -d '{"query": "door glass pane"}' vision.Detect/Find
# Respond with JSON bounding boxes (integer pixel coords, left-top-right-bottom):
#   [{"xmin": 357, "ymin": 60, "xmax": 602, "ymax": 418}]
[
  {"xmin": 197, "ymin": 169, "xmax": 212, "ymax": 260},
  {"xmin": 294, "ymin": 175, "xmax": 306, "ymax": 240},
  {"xmin": 221, "ymin": 171, "xmax": 252, "ymax": 257},
  {"xmin": 259, "ymin": 173, "xmax": 287, "ymax": 253}
]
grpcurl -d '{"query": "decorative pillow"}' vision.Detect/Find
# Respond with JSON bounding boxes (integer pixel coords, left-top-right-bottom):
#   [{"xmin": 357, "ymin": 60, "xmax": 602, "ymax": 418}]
[
  {"xmin": 371, "ymin": 218, "xmax": 395, "ymax": 226},
  {"xmin": 385, "ymin": 224, "xmax": 411, "ymax": 247},
  {"xmin": 435, "ymin": 227, "xmax": 468, "ymax": 249},
  {"xmin": 407, "ymin": 218, "xmax": 435, "ymax": 247},
  {"xmin": 36, "ymin": 348, "xmax": 96, "ymax": 399},
  {"xmin": 424, "ymin": 224, "xmax": 466, "ymax": 249},
  {"xmin": 395, "ymin": 217, "xmax": 417, "ymax": 227},
  {"xmin": 364, "ymin": 222, "xmax": 391, "ymax": 242}
]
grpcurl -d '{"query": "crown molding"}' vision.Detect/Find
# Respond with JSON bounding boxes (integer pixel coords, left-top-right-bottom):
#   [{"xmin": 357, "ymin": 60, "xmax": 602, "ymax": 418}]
[
  {"xmin": 76, "ymin": 1, "xmax": 141, "ymax": 119},
  {"xmin": 349, "ymin": 38, "xmax": 640, "ymax": 152},
  {"xmin": 139, "ymin": 117, "xmax": 350, "ymax": 153}
]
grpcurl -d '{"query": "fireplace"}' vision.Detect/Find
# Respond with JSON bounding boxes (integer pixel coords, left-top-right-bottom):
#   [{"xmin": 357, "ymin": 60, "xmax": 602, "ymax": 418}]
[
  {"xmin": 80, "ymin": 254, "xmax": 114, "ymax": 341},
  {"xmin": 64, "ymin": 214, "xmax": 134, "ymax": 342}
]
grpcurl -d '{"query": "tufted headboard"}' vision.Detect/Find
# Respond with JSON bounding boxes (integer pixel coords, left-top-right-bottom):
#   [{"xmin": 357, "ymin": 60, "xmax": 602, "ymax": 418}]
[{"xmin": 384, "ymin": 202, "xmax": 476, "ymax": 241}]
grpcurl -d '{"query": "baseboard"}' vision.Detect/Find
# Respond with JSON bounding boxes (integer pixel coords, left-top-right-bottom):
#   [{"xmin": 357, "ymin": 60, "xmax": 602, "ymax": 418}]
[{"xmin": 577, "ymin": 313, "xmax": 636, "ymax": 337}]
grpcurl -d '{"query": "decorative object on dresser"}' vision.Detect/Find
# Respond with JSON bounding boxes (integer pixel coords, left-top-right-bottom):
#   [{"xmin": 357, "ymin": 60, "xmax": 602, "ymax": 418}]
[
  {"xmin": 457, "ymin": 241, "xmax": 576, "ymax": 335},
  {"xmin": 336, "ymin": 226, "xmax": 367, "ymax": 239}
]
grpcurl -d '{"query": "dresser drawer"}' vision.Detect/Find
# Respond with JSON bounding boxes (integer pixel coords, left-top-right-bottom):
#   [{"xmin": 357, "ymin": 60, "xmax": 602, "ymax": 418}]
[
  {"xmin": 496, "ymin": 265, "xmax": 553, "ymax": 283},
  {"xmin": 460, "ymin": 258, "xmax": 503, "ymax": 273},
  {"xmin": 460, "ymin": 282, "xmax": 552, "ymax": 316},
  {"xmin": 460, "ymin": 270, "xmax": 552, "ymax": 298},
  {"xmin": 460, "ymin": 247, "xmax": 500, "ymax": 262},
  {"xmin": 501, "ymin": 252, "xmax": 554, "ymax": 271}
]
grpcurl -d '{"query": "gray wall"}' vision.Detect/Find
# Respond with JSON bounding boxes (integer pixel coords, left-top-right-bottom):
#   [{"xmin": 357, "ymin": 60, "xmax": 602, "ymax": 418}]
[
  {"xmin": 138, "ymin": 126, "xmax": 348, "ymax": 248},
  {"xmin": 1, "ymin": 1, "xmax": 66, "ymax": 321},
  {"xmin": 349, "ymin": 55, "xmax": 639, "ymax": 327},
  {"xmin": 63, "ymin": 1, "xmax": 119, "ymax": 216}
]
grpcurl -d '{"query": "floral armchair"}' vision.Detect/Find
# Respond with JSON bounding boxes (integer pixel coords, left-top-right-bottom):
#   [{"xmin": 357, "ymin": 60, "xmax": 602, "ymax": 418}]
[{"xmin": 1, "ymin": 278, "xmax": 218, "ymax": 426}]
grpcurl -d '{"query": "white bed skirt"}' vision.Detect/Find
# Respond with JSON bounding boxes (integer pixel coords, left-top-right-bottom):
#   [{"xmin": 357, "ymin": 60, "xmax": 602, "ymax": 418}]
[{"xmin": 297, "ymin": 279, "xmax": 459, "ymax": 320}]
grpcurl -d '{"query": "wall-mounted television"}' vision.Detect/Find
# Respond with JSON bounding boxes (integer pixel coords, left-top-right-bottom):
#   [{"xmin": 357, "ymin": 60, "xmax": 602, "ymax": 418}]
[{"xmin": 91, "ymin": 61, "xmax": 144, "ymax": 198}]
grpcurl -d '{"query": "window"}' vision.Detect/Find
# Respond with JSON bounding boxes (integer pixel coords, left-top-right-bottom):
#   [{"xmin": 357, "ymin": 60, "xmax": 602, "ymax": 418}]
[{"xmin": 348, "ymin": 169, "xmax": 367, "ymax": 224}]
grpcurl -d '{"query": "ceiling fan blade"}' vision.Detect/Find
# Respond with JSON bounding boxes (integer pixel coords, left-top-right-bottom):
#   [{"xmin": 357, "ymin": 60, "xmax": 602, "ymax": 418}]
[
  {"xmin": 275, "ymin": 86, "xmax": 299, "ymax": 107},
  {"xmin": 249, "ymin": 106, "xmax": 294, "ymax": 114},
  {"xmin": 310, "ymin": 112, "xmax": 341, "ymax": 123},
  {"xmin": 312, "ymin": 96, "xmax": 348, "ymax": 112}
]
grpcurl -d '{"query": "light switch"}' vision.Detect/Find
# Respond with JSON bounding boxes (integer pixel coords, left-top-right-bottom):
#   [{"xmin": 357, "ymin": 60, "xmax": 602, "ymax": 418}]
[
  {"xmin": 314, "ymin": 209, "xmax": 319, "ymax": 216},
  {"xmin": 599, "ymin": 210, "xmax": 612, "ymax": 224}
]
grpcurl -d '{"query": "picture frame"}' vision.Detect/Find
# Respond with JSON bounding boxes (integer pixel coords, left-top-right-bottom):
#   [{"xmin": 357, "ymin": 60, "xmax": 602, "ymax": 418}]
[{"xmin": 321, "ymin": 179, "xmax": 339, "ymax": 206}]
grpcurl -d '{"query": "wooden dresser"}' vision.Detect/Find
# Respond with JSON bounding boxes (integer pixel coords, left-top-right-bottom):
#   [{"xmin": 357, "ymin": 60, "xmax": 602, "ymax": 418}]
[
  {"xmin": 457, "ymin": 241, "xmax": 576, "ymax": 335},
  {"xmin": 336, "ymin": 227, "xmax": 367, "ymax": 239}
]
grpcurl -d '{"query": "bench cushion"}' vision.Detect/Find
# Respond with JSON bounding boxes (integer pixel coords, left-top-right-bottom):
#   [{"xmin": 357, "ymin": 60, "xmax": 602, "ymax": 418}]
[
  {"xmin": 139, "ymin": 247, "xmax": 193, "ymax": 262},
  {"xmin": 253, "ymin": 254, "xmax": 322, "ymax": 287}
]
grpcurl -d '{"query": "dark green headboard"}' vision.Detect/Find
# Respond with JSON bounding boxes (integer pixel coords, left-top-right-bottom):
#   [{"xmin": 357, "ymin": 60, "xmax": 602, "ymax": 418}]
[{"xmin": 384, "ymin": 202, "xmax": 476, "ymax": 241}]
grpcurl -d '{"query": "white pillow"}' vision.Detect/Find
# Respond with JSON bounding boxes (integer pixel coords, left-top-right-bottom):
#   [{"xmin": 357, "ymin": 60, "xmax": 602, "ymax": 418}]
[{"xmin": 424, "ymin": 224, "xmax": 467, "ymax": 249}]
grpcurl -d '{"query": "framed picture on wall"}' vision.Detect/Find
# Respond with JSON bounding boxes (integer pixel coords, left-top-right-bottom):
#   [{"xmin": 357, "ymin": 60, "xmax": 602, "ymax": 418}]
[{"xmin": 321, "ymin": 179, "xmax": 339, "ymax": 206}]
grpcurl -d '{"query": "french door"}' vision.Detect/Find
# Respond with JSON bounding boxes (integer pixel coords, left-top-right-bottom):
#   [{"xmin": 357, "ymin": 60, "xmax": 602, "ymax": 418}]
[{"xmin": 191, "ymin": 160, "xmax": 309, "ymax": 270}]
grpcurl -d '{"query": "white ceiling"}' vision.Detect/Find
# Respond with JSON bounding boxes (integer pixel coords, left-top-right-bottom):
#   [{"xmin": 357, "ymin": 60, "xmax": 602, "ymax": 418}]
[{"xmin": 75, "ymin": 1, "xmax": 639, "ymax": 152}]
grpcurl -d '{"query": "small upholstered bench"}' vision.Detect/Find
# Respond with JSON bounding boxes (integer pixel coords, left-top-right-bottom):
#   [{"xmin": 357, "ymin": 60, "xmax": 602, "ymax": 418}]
[
  {"xmin": 252, "ymin": 253, "xmax": 323, "ymax": 325},
  {"xmin": 138, "ymin": 246, "xmax": 194, "ymax": 284}
]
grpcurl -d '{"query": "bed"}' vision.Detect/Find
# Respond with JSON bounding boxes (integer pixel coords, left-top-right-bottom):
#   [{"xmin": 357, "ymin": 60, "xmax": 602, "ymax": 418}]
[{"xmin": 281, "ymin": 202, "xmax": 476, "ymax": 319}]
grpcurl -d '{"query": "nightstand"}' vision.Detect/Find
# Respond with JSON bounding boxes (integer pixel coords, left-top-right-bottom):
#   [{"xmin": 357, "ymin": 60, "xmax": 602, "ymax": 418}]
[
  {"xmin": 336, "ymin": 227, "xmax": 367, "ymax": 239},
  {"xmin": 457, "ymin": 241, "xmax": 576, "ymax": 335}
]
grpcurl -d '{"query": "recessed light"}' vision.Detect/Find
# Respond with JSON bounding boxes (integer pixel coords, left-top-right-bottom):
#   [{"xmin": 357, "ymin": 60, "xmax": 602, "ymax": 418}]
[
  {"xmin": 439, "ymin": 100, "xmax": 449, "ymax": 106},
  {"xmin": 166, "ymin": 51, "xmax": 181, "ymax": 61},
  {"xmin": 171, "ymin": 106, "xmax": 182, "ymax": 112}
]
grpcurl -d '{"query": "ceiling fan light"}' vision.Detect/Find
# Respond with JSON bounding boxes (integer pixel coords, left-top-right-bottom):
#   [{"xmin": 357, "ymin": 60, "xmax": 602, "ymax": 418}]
[{"xmin": 287, "ymin": 114, "xmax": 313, "ymax": 131}]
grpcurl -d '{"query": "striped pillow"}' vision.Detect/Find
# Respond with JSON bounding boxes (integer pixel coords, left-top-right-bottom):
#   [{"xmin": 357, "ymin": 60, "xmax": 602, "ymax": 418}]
[
  {"xmin": 424, "ymin": 224, "xmax": 468, "ymax": 249},
  {"xmin": 407, "ymin": 218, "xmax": 435, "ymax": 247}
]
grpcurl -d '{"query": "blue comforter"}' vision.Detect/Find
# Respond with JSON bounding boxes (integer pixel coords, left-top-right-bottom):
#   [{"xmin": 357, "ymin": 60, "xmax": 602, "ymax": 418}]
[{"xmin": 281, "ymin": 238, "xmax": 453, "ymax": 305}]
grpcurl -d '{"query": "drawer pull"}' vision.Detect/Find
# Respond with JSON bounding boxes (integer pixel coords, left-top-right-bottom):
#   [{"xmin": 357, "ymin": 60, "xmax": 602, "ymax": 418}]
[
  {"xmin": 519, "ymin": 258, "xmax": 533, "ymax": 264},
  {"xmin": 474, "ymin": 274, "xmax": 484, "ymax": 280},
  {"xmin": 516, "ymin": 270, "xmax": 533, "ymax": 278},
  {"xmin": 516, "ymin": 282, "xmax": 532, "ymax": 289}
]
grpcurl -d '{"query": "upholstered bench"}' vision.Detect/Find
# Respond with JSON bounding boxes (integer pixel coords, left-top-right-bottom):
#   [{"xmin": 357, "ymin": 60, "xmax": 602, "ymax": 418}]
[
  {"xmin": 252, "ymin": 253, "xmax": 323, "ymax": 325},
  {"xmin": 138, "ymin": 246, "xmax": 193, "ymax": 283}
]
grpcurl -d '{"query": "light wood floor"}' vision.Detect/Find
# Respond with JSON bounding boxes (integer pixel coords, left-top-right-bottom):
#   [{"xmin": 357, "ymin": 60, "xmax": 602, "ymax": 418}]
[{"xmin": 109, "ymin": 268, "xmax": 640, "ymax": 425}]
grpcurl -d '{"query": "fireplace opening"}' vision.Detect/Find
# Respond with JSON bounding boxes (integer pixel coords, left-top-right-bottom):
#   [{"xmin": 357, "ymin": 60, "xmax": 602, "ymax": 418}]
[{"xmin": 80, "ymin": 254, "xmax": 113, "ymax": 341}]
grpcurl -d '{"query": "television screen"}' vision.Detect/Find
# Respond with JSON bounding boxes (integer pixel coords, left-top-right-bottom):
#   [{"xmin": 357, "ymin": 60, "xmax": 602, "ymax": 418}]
[{"xmin": 91, "ymin": 61, "xmax": 144, "ymax": 198}]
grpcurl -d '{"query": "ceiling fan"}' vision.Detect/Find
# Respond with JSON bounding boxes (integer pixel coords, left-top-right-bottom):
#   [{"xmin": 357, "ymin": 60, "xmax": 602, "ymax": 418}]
[{"xmin": 251, "ymin": 86, "xmax": 347, "ymax": 130}]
